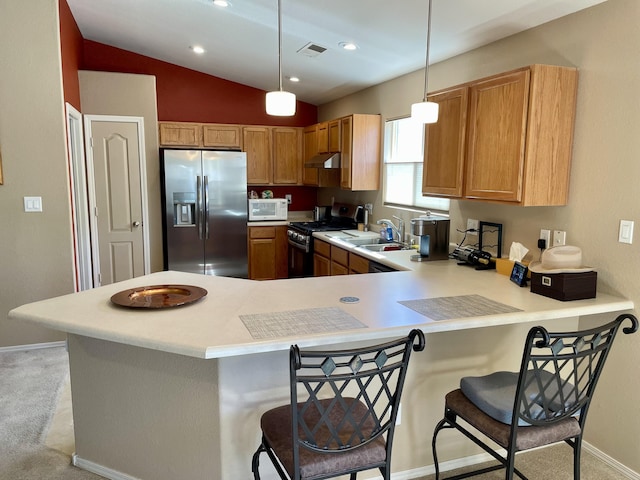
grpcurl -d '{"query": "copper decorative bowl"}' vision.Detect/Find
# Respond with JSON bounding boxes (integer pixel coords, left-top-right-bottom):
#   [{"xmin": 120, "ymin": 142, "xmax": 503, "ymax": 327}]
[{"xmin": 110, "ymin": 284, "xmax": 207, "ymax": 309}]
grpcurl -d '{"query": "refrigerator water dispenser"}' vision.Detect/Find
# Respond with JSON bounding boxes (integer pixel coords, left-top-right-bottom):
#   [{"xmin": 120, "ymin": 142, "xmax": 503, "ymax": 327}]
[{"xmin": 173, "ymin": 192, "xmax": 196, "ymax": 226}]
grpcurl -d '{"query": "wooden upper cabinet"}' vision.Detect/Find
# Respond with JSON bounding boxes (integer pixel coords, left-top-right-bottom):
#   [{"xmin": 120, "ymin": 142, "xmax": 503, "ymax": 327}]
[
  {"xmin": 244, "ymin": 126, "xmax": 272, "ymax": 185},
  {"xmin": 340, "ymin": 114, "xmax": 381, "ymax": 191},
  {"xmin": 328, "ymin": 119, "xmax": 341, "ymax": 152},
  {"xmin": 272, "ymin": 127, "xmax": 302, "ymax": 184},
  {"xmin": 423, "ymin": 64, "xmax": 577, "ymax": 206},
  {"xmin": 245, "ymin": 125, "xmax": 304, "ymax": 186},
  {"xmin": 302, "ymin": 125, "xmax": 319, "ymax": 186},
  {"xmin": 202, "ymin": 124, "xmax": 242, "ymax": 149},
  {"xmin": 317, "ymin": 122, "xmax": 329, "ymax": 153},
  {"xmin": 465, "ymin": 69, "xmax": 530, "ymax": 203},
  {"xmin": 159, "ymin": 122, "xmax": 201, "ymax": 147},
  {"xmin": 423, "ymin": 86, "xmax": 468, "ymax": 198}
]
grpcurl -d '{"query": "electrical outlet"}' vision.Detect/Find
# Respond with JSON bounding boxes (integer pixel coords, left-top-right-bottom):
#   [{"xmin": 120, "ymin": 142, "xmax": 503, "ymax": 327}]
[
  {"xmin": 285, "ymin": 194, "xmax": 292, "ymax": 204},
  {"xmin": 467, "ymin": 218, "xmax": 479, "ymax": 235},
  {"xmin": 540, "ymin": 229, "xmax": 551, "ymax": 248},
  {"xmin": 553, "ymin": 230, "xmax": 566, "ymax": 246},
  {"xmin": 395, "ymin": 403, "xmax": 402, "ymax": 426}
]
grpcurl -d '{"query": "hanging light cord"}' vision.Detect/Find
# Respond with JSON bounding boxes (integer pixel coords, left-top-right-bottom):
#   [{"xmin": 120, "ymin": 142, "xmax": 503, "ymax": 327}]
[
  {"xmin": 277, "ymin": 0, "xmax": 283, "ymax": 92},
  {"xmin": 422, "ymin": 0, "xmax": 433, "ymax": 102}
]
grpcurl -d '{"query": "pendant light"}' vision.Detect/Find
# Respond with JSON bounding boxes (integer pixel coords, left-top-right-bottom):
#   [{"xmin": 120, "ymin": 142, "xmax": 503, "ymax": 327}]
[
  {"xmin": 411, "ymin": 0, "xmax": 439, "ymax": 124},
  {"xmin": 266, "ymin": 0, "xmax": 296, "ymax": 116}
]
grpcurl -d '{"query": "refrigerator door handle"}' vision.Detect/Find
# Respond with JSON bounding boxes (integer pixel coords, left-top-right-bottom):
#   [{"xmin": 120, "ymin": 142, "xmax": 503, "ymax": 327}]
[
  {"xmin": 196, "ymin": 175, "xmax": 203, "ymax": 240},
  {"xmin": 203, "ymin": 175, "xmax": 210, "ymax": 239}
]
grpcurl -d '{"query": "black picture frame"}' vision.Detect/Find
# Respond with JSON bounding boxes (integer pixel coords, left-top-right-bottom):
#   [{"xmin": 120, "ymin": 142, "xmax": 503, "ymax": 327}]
[{"xmin": 510, "ymin": 261, "xmax": 528, "ymax": 287}]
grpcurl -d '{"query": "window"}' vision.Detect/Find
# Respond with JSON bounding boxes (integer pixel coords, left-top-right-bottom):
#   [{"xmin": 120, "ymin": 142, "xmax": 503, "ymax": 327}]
[{"xmin": 383, "ymin": 116, "xmax": 449, "ymax": 212}]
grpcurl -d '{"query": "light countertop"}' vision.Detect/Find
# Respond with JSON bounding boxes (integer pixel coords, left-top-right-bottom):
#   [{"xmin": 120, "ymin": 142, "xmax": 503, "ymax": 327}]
[{"xmin": 9, "ymin": 258, "xmax": 633, "ymax": 359}]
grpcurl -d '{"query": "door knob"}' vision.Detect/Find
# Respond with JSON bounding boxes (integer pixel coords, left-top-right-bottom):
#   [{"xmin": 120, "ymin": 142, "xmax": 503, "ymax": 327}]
[{"xmin": 133, "ymin": 221, "xmax": 141, "ymax": 227}]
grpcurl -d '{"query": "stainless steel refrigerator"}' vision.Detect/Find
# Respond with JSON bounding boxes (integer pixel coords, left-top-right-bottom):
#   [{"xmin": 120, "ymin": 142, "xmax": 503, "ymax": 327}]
[{"xmin": 161, "ymin": 149, "xmax": 248, "ymax": 278}]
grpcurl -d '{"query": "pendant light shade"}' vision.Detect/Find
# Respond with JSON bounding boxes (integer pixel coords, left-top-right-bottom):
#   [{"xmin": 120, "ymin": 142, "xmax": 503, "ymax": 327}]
[
  {"xmin": 411, "ymin": 0, "xmax": 438, "ymax": 124},
  {"xmin": 411, "ymin": 100, "xmax": 439, "ymax": 124},
  {"xmin": 266, "ymin": 91, "xmax": 296, "ymax": 116},
  {"xmin": 266, "ymin": 0, "xmax": 296, "ymax": 116}
]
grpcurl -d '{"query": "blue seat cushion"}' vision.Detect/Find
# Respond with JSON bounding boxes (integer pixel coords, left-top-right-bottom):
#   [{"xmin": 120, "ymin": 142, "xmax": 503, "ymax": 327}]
[{"xmin": 460, "ymin": 371, "xmax": 576, "ymax": 426}]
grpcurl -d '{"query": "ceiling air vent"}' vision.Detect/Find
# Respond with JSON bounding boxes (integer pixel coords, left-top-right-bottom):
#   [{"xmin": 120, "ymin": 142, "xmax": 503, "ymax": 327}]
[{"xmin": 297, "ymin": 42, "xmax": 327, "ymax": 58}]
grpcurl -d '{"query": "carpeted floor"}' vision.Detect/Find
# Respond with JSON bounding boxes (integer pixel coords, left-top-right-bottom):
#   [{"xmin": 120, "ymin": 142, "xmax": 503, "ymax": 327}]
[
  {"xmin": 0, "ymin": 346, "xmax": 632, "ymax": 480},
  {"xmin": 0, "ymin": 346, "xmax": 103, "ymax": 480}
]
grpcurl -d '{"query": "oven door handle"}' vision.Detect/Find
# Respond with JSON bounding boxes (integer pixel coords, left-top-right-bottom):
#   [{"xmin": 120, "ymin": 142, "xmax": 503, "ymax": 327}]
[{"xmin": 288, "ymin": 238, "xmax": 309, "ymax": 253}]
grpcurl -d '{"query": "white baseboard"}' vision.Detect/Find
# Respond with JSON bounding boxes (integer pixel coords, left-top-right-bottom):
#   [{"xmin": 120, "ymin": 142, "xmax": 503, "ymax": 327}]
[
  {"xmin": 0, "ymin": 340, "xmax": 66, "ymax": 353},
  {"xmin": 367, "ymin": 442, "xmax": 640, "ymax": 480},
  {"xmin": 584, "ymin": 442, "xmax": 640, "ymax": 480},
  {"xmin": 72, "ymin": 455, "xmax": 142, "ymax": 480}
]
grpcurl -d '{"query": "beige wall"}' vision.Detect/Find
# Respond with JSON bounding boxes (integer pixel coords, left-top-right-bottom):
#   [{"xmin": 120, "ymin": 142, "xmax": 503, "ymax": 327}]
[
  {"xmin": 320, "ymin": 0, "xmax": 640, "ymax": 470},
  {"xmin": 0, "ymin": 0, "xmax": 74, "ymax": 346},
  {"xmin": 78, "ymin": 71, "xmax": 163, "ymax": 273}
]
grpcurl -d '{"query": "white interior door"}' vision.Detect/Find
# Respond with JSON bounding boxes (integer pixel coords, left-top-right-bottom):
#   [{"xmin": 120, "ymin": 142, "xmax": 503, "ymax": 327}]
[
  {"xmin": 84, "ymin": 115, "xmax": 150, "ymax": 286},
  {"xmin": 66, "ymin": 103, "xmax": 93, "ymax": 291}
]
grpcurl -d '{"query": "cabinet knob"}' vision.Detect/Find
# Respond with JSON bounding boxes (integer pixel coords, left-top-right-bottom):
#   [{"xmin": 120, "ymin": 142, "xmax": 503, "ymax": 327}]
[{"xmin": 133, "ymin": 221, "xmax": 141, "ymax": 227}]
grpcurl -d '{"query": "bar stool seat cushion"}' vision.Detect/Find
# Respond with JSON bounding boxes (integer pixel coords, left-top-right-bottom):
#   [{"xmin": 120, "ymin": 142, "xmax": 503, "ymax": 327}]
[{"xmin": 261, "ymin": 397, "xmax": 387, "ymax": 480}]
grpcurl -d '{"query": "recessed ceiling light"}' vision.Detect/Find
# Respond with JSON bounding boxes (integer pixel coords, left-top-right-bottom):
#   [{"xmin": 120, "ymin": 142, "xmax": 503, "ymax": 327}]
[
  {"xmin": 213, "ymin": 0, "xmax": 230, "ymax": 7},
  {"xmin": 339, "ymin": 42, "xmax": 358, "ymax": 51},
  {"xmin": 190, "ymin": 45, "xmax": 205, "ymax": 54},
  {"xmin": 288, "ymin": 76, "xmax": 300, "ymax": 83}
]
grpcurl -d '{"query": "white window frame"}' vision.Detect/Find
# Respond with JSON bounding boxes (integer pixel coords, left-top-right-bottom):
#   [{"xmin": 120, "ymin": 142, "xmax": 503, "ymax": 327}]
[{"xmin": 382, "ymin": 116, "xmax": 450, "ymax": 213}]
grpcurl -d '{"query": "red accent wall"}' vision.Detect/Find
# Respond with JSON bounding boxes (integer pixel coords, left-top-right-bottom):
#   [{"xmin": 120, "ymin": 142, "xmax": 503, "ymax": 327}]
[
  {"xmin": 82, "ymin": 40, "xmax": 317, "ymax": 127},
  {"xmin": 59, "ymin": 0, "xmax": 83, "ymax": 110}
]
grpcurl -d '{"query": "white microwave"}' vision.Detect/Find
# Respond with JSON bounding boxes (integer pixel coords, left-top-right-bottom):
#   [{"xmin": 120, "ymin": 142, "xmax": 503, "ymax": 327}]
[{"xmin": 248, "ymin": 198, "xmax": 288, "ymax": 221}]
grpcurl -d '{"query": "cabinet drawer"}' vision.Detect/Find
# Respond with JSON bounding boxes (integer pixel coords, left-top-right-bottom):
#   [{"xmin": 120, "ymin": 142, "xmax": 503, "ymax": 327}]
[
  {"xmin": 349, "ymin": 253, "xmax": 369, "ymax": 274},
  {"xmin": 249, "ymin": 226, "xmax": 276, "ymax": 239},
  {"xmin": 331, "ymin": 246, "xmax": 349, "ymax": 266},
  {"xmin": 314, "ymin": 239, "xmax": 331, "ymax": 258}
]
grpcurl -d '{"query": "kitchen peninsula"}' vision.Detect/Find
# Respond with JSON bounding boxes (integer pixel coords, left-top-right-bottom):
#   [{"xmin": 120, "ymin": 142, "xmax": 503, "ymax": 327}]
[{"xmin": 9, "ymin": 256, "xmax": 633, "ymax": 480}]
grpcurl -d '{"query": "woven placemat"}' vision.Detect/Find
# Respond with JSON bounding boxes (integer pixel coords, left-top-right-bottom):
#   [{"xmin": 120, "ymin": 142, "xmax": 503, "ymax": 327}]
[
  {"xmin": 240, "ymin": 307, "xmax": 367, "ymax": 340},
  {"xmin": 398, "ymin": 294, "xmax": 521, "ymax": 321}
]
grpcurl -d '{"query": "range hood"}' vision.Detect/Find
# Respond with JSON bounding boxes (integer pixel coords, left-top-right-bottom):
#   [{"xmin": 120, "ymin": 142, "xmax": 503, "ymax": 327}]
[{"xmin": 304, "ymin": 152, "xmax": 341, "ymax": 168}]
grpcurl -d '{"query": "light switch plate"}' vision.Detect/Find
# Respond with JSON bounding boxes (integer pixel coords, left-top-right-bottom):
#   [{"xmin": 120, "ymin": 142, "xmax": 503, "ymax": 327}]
[
  {"xmin": 24, "ymin": 196, "xmax": 43, "ymax": 212},
  {"xmin": 619, "ymin": 220, "xmax": 634, "ymax": 244}
]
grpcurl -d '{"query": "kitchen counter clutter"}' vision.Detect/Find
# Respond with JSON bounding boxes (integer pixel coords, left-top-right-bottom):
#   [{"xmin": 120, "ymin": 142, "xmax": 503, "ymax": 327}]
[{"xmin": 8, "ymin": 258, "xmax": 633, "ymax": 480}]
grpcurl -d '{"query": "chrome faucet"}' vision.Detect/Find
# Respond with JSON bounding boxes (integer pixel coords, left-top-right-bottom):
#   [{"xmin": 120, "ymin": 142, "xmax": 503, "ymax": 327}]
[{"xmin": 376, "ymin": 216, "xmax": 405, "ymax": 244}]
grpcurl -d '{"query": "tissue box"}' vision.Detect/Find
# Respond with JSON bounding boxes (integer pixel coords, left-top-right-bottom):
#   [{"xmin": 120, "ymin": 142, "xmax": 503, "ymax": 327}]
[
  {"xmin": 530, "ymin": 271, "xmax": 597, "ymax": 301},
  {"xmin": 496, "ymin": 259, "xmax": 530, "ymax": 276}
]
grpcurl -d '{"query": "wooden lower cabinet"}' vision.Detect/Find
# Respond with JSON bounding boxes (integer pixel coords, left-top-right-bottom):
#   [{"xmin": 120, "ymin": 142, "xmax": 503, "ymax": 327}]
[
  {"xmin": 349, "ymin": 253, "xmax": 370, "ymax": 274},
  {"xmin": 248, "ymin": 225, "xmax": 288, "ymax": 280},
  {"xmin": 330, "ymin": 245, "xmax": 349, "ymax": 276},
  {"xmin": 313, "ymin": 240, "xmax": 370, "ymax": 276},
  {"xmin": 313, "ymin": 239, "xmax": 331, "ymax": 277}
]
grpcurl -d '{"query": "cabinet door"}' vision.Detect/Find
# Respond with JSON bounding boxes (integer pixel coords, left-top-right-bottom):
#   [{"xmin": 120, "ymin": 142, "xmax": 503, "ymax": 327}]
[
  {"xmin": 272, "ymin": 127, "xmax": 302, "ymax": 184},
  {"xmin": 248, "ymin": 227, "xmax": 277, "ymax": 280},
  {"xmin": 423, "ymin": 87, "xmax": 468, "ymax": 198},
  {"xmin": 465, "ymin": 70, "xmax": 530, "ymax": 202},
  {"xmin": 159, "ymin": 122, "xmax": 201, "ymax": 147},
  {"xmin": 302, "ymin": 125, "xmax": 319, "ymax": 186},
  {"xmin": 349, "ymin": 253, "xmax": 369, "ymax": 274},
  {"xmin": 340, "ymin": 116, "xmax": 353, "ymax": 189},
  {"xmin": 330, "ymin": 261, "xmax": 349, "ymax": 276},
  {"xmin": 328, "ymin": 119, "xmax": 341, "ymax": 152},
  {"xmin": 248, "ymin": 226, "xmax": 287, "ymax": 280},
  {"xmin": 203, "ymin": 124, "xmax": 242, "ymax": 149},
  {"xmin": 313, "ymin": 253, "xmax": 331, "ymax": 277},
  {"xmin": 244, "ymin": 127, "xmax": 272, "ymax": 185},
  {"xmin": 317, "ymin": 122, "xmax": 329, "ymax": 153},
  {"xmin": 342, "ymin": 114, "xmax": 381, "ymax": 191}
]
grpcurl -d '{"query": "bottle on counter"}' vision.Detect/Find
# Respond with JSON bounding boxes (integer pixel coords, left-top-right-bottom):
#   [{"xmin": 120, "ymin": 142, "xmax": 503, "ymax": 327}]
[{"xmin": 380, "ymin": 223, "xmax": 388, "ymax": 241}]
